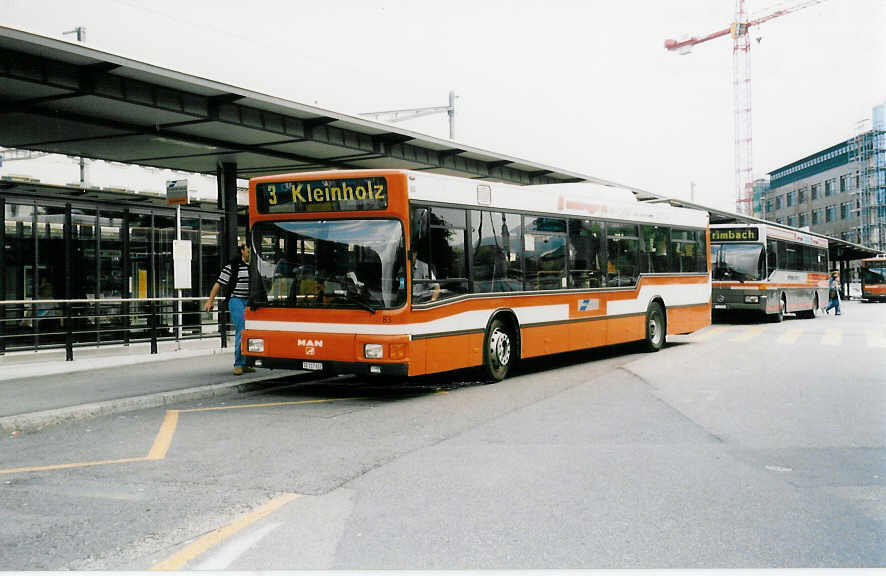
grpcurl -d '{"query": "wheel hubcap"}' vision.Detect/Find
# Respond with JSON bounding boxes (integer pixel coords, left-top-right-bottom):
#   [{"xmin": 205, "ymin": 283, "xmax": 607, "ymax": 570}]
[
  {"xmin": 649, "ymin": 313, "xmax": 662, "ymax": 345},
  {"xmin": 489, "ymin": 328, "xmax": 510, "ymax": 367}
]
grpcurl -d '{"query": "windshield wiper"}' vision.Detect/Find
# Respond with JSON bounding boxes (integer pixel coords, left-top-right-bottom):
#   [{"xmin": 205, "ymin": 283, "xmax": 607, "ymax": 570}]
[{"xmin": 333, "ymin": 289, "xmax": 376, "ymax": 314}]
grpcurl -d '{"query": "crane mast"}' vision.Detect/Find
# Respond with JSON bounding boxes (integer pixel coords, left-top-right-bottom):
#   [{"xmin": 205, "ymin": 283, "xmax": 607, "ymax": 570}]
[
  {"xmin": 734, "ymin": 0, "xmax": 753, "ymax": 216},
  {"xmin": 665, "ymin": 0, "xmax": 827, "ymax": 215}
]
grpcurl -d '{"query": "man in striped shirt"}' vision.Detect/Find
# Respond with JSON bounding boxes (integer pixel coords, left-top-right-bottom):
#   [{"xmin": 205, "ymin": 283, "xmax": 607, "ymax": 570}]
[{"xmin": 204, "ymin": 244, "xmax": 253, "ymax": 375}]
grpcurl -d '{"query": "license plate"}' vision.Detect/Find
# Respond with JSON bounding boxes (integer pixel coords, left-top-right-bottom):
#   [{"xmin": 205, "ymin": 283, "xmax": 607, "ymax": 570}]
[
  {"xmin": 714, "ymin": 304, "xmax": 727, "ymax": 309},
  {"xmin": 302, "ymin": 361, "xmax": 323, "ymax": 371}
]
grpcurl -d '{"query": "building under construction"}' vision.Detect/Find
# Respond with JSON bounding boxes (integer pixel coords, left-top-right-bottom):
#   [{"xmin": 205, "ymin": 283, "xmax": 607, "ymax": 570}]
[{"xmin": 759, "ymin": 101, "xmax": 886, "ymax": 255}]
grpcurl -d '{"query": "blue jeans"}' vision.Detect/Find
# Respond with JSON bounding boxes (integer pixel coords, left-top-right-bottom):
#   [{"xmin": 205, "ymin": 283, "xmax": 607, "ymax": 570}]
[
  {"xmin": 229, "ymin": 297, "xmax": 247, "ymax": 367},
  {"xmin": 825, "ymin": 297, "xmax": 841, "ymax": 315}
]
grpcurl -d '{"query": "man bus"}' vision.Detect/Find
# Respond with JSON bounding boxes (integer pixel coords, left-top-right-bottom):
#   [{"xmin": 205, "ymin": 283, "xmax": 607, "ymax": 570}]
[
  {"xmin": 710, "ymin": 223, "xmax": 828, "ymax": 322},
  {"xmin": 861, "ymin": 255, "xmax": 886, "ymax": 302},
  {"xmin": 242, "ymin": 170, "xmax": 711, "ymax": 381}
]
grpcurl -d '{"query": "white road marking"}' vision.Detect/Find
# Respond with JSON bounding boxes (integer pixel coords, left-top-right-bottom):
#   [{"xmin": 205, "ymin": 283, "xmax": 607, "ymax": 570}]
[{"xmin": 194, "ymin": 521, "xmax": 283, "ymax": 570}]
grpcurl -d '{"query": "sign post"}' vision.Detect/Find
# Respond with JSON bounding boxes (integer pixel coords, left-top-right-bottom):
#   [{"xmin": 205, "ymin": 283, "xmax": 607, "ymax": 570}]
[{"xmin": 167, "ymin": 180, "xmax": 189, "ymax": 346}]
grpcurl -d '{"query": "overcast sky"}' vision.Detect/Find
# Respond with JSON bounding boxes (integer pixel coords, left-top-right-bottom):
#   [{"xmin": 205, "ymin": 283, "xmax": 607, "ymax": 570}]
[{"xmin": 2, "ymin": 0, "xmax": 884, "ymax": 211}]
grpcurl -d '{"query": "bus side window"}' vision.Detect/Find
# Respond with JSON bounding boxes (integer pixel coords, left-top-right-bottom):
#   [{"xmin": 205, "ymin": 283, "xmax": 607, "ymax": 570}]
[
  {"xmin": 471, "ymin": 210, "xmax": 522, "ymax": 293},
  {"xmin": 412, "ymin": 206, "xmax": 468, "ymax": 303},
  {"xmin": 410, "ymin": 206, "xmax": 429, "ymax": 257},
  {"xmin": 523, "ymin": 216, "xmax": 567, "ymax": 290},
  {"xmin": 568, "ymin": 218, "xmax": 603, "ymax": 288},
  {"xmin": 670, "ymin": 228, "xmax": 695, "ymax": 272},
  {"xmin": 695, "ymin": 229, "xmax": 707, "ymax": 272},
  {"xmin": 640, "ymin": 225, "xmax": 670, "ymax": 273},
  {"xmin": 767, "ymin": 239, "xmax": 778, "ymax": 278},
  {"xmin": 606, "ymin": 223, "xmax": 640, "ymax": 287}
]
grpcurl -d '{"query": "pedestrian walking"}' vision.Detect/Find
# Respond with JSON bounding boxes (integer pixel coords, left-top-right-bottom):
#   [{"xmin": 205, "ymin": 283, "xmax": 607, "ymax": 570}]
[
  {"xmin": 824, "ymin": 271, "xmax": 841, "ymax": 316},
  {"xmin": 204, "ymin": 243, "xmax": 254, "ymax": 374}
]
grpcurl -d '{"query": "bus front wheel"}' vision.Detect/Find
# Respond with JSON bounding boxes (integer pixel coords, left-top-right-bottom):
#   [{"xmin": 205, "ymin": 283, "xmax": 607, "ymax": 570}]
[
  {"xmin": 769, "ymin": 294, "xmax": 786, "ymax": 323},
  {"xmin": 644, "ymin": 301, "xmax": 666, "ymax": 352},
  {"xmin": 483, "ymin": 317, "xmax": 514, "ymax": 382}
]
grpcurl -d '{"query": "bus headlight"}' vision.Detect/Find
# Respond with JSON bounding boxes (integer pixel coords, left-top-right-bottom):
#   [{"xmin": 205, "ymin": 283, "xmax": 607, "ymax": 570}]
[
  {"xmin": 364, "ymin": 343, "xmax": 384, "ymax": 359},
  {"xmin": 247, "ymin": 338, "xmax": 264, "ymax": 352},
  {"xmin": 744, "ymin": 295, "xmax": 760, "ymax": 304}
]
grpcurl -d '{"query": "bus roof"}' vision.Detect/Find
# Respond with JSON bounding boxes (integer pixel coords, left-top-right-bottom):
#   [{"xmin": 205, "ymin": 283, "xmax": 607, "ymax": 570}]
[
  {"xmin": 406, "ymin": 171, "xmax": 708, "ymax": 229},
  {"xmin": 251, "ymin": 169, "xmax": 708, "ymax": 228}
]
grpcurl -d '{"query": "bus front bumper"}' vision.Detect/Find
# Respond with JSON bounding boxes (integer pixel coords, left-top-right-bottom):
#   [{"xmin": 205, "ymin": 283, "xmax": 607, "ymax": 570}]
[
  {"xmin": 241, "ymin": 329, "xmax": 412, "ymax": 377},
  {"xmin": 712, "ymin": 288, "xmax": 769, "ymax": 312},
  {"xmin": 251, "ymin": 356, "xmax": 409, "ymax": 377}
]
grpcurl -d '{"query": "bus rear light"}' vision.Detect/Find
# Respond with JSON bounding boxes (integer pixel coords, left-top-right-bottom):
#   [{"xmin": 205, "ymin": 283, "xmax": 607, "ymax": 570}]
[
  {"xmin": 744, "ymin": 295, "xmax": 760, "ymax": 304},
  {"xmin": 247, "ymin": 338, "xmax": 265, "ymax": 352},
  {"xmin": 389, "ymin": 343, "xmax": 407, "ymax": 360},
  {"xmin": 364, "ymin": 343, "xmax": 384, "ymax": 359}
]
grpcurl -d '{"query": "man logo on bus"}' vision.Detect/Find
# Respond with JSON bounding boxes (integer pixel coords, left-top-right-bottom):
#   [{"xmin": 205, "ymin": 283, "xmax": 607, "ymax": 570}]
[{"xmin": 298, "ymin": 338, "xmax": 323, "ymax": 356}]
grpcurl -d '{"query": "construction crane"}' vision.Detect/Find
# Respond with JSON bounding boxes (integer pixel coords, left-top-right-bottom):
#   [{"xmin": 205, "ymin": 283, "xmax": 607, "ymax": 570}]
[
  {"xmin": 665, "ymin": 0, "xmax": 827, "ymax": 215},
  {"xmin": 361, "ymin": 91, "xmax": 458, "ymax": 139}
]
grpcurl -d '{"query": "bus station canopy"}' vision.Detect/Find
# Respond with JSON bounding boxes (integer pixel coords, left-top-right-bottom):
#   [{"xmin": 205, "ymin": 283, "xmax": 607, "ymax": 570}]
[
  {"xmin": 0, "ymin": 26, "xmax": 877, "ymax": 262},
  {"xmin": 0, "ymin": 26, "xmax": 659, "ymax": 197}
]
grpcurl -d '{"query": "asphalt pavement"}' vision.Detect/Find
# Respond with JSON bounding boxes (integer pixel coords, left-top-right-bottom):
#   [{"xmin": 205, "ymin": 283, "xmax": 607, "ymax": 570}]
[{"xmin": 0, "ymin": 338, "xmax": 301, "ymax": 433}]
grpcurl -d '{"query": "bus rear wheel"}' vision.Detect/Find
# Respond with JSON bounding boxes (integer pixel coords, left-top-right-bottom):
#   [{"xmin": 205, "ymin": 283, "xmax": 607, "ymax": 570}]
[
  {"xmin": 483, "ymin": 317, "xmax": 514, "ymax": 382},
  {"xmin": 644, "ymin": 301, "xmax": 666, "ymax": 352}
]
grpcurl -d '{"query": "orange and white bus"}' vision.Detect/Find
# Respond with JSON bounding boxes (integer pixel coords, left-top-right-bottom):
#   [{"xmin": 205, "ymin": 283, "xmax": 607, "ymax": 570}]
[
  {"xmin": 710, "ymin": 223, "xmax": 828, "ymax": 322},
  {"xmin": 242, "ymin": 170, "xmax": 711, "ymax": 381},
  {"xmin": 860, "ymin": 255, "xmax": 886, "ymax": 302}
]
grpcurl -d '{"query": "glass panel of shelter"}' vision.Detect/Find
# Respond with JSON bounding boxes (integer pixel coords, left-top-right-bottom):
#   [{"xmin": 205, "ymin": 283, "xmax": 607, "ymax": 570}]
[
  {"xmin": 100, "ymin": 210, "xmax": 126, "ymax": 343},
  {"xmin": 2, "ymin": 198, "xmax": 227, "ymax": 352},
  {"xmin": 4, "ymin": 202, "xmax": 35, "ymax": 349},
  {"xmin": 36, "ymin": 205, "xmax": 65, "ymax": 347}
]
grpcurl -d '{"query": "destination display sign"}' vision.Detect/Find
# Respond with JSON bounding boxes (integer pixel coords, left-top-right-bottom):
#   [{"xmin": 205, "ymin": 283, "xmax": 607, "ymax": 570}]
[
  {"xmin": 711, "ymin": 227, "xmax": 760, "ymax": 242},
  {"xmin": 257, "ymin": 177, "xmax": 388, "ymax": 214}
]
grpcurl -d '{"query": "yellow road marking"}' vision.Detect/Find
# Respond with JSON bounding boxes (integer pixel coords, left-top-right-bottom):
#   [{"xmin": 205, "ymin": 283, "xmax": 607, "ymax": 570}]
[
  {"xmin": 147, "ymin": 410, "xmax": 179, "ymax": 460},
  {"xmin": 151, "ymin": 492, "xmax": 301, "ymax": 571},
  {"xmin": 821, "ymin": 328, "xmax": 843, "ymax": 346},
  {"xmin": 177, "ymin": 397, "xmax": 366, "ymax": 414},
  {"xmin": 777, "ymin": 328, "xmax": 804, "ymax": 344},
  {"xmin": 0, "ymin": 397, "xmax": 366, "ymax": 476},
  {"xmin": 730, "ymin": 325, "xmax": 765, "ymax": 342},
  {"xmin": 0, "ymin": 457, "xmax": 148, "ymax": 475},
  {"xmin": 693, "ymin": 325, "xmax": 730, "ymax": 341}
]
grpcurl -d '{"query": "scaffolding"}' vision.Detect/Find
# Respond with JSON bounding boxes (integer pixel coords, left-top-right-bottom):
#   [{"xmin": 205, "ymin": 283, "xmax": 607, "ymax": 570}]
[{"xmin": 849, "ymin": 107, "xmax": 886, "ymax": 252}]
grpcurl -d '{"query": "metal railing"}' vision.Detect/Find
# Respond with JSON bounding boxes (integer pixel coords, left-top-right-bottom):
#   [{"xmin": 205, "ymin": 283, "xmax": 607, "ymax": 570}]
[{"xmin": 0, "ymin": 297, "xmax": 232, "ymax": 361}]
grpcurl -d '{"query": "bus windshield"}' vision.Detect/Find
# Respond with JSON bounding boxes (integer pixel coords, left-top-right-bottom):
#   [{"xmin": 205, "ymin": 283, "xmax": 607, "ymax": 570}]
[
  {"xmin": 252, "ymin": 219, "xmax": 407, "ymax": 310},
  {"xmin": 712, "ymin": 243, "xmax": 765, "ymax": 281},
  {"xmin": 862, "ymin": 264, "xmax": 886, "ymax": 284}
]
